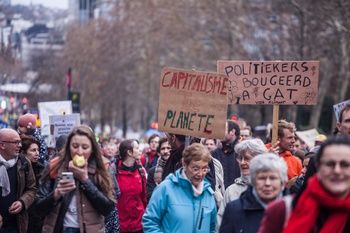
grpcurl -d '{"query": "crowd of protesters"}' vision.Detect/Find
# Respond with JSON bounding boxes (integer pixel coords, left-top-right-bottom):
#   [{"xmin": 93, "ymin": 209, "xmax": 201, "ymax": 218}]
[{"xmin": 0, "ymin": 101, "xmax": 350, "ymax": 233}]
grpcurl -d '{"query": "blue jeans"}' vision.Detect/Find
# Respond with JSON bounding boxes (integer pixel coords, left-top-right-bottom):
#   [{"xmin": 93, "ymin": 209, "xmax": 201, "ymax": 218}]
[{"xmin": 63, "ymin": 227, "xmax": 80, "ymax": 233}]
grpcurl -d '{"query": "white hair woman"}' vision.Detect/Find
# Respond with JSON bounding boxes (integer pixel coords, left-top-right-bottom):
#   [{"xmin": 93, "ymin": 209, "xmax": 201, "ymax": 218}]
[
  {"xmin": 220, "ymin": 153, "xmax": 288, "ymax": 233},
  {"xmin": 216, "ymin": 139, "xmax": 268, "ymax": 230}
]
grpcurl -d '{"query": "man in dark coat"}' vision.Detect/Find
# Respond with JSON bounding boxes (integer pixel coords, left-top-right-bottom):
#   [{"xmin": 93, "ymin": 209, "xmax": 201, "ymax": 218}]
[
  {"xmin": 211, "ymin": 120, "xmax": 241, "ymax": 189},
  {"xmin": 0, "ymin": 128, "xmax": 37, "ymax": 233}
]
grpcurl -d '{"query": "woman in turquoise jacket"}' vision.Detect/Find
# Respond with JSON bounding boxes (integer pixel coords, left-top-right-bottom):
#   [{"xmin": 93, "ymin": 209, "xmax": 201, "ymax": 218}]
[{"xmin": 142, "ymin": 143, "xmax": 217, "ymax": 233}]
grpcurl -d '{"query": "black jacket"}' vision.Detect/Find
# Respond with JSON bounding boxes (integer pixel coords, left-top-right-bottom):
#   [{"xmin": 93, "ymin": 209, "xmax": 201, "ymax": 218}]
[
  {"xmin": 162, "ymin": 144, "xmax": 185, "ymax": 180},
  {"xmin": 220, "ymin": 186, "xmax": 265, "ymax": 233},
  {"xmin": 211, "ymin": 138, "xmax": 240, "ymax": 189},
  {"xmin": 146, "ymin": 166, "xmax": 157, "ymax": 203}
]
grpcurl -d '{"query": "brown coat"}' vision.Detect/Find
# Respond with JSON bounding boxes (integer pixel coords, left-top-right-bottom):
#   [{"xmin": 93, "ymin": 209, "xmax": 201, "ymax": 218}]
[
  {"xmin": 39, "ymin": 161, "xmax": 114, "ymax": 233},
  {"xmin": 16, "ymin": 156, "xmax": 37, "ymax": 233},
  {"xmin": 42, "ymin": 180, "xmax": 105, "ymax": 233}
]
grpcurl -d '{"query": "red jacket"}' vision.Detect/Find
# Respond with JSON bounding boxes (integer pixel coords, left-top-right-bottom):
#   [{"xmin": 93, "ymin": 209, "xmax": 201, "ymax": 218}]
[
  {"xmin": 140, "ymin": 149, "xmax": 156, "ymax": 172},
  {"xmin": 116, "ymin": 160, "xmax": 147, "ymax": 232}
]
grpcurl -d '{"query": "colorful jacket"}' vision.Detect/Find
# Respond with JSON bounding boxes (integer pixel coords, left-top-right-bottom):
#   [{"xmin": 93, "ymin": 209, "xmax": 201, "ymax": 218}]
[
  {"xmin": 142, "ymin": 168, "xmax": 217, "ymax": 233},
  {"xmin": 116, "ymin": 160, "xmax": 147, "ymax": 233},
  {"xmin": 140, "ymin": 149, "xmax": 157, "ymax": 172},
  {"xmin": 265, "ymin": 144, "xmax": 302, "ymax": 181}
]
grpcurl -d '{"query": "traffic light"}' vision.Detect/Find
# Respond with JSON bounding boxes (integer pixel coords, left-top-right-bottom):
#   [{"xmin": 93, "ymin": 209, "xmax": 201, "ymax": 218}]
[{"xmin": 68, "ymin": 91, "xmax": 80, "ymax": 113}]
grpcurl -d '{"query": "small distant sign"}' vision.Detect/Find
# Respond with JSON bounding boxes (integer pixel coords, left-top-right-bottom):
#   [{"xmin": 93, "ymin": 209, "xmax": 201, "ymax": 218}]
[
  {"xmin": 295, "ymin": 128, "xmax": 319, "ymax": 149},
  {"xmin": 333, "ymin": 99, "xmax": 350, "ymax": 122}
]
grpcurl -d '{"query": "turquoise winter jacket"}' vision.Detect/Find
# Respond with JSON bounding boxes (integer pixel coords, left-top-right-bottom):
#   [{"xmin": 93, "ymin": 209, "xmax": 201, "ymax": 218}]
[{"xmin": 142, "ymin": 168, "xmax": 217, "ymax": 233}]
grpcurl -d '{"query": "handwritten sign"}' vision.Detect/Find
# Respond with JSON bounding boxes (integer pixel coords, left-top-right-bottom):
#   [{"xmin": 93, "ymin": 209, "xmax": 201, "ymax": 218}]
[
  {"xmin": 158, "ymin": 67, "xmax": 228, "ymax": 139},
  {"xmin": 333, "ymin": 99, "xmax": 350, "ymax": 122},
  {"xmin": 217, "ymin": 61, "xmax": 319, "ymax": 105}
]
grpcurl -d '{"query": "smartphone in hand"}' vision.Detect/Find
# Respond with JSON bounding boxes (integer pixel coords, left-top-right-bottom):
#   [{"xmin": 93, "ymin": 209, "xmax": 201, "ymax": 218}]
[{"xmin": 61, "ymin": 172, "xmax": 74, "ymax": 183}]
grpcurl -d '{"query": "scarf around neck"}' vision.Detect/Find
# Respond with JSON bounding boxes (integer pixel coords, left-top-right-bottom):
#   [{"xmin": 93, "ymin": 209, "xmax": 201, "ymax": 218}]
[
  {"xmin": 0, "ymin": 155, "xmax": 18, "ymax": 197},
  {"xmin": 154, "ymin": 157, "xmax": 168, "ymax": 184},
  {"xmin": 282, "ymin": 175, "xmax": 350, "ymax": 233},
  {"xmin": 181, "ymin": 169, "xmax": 204, "ymax": 197}
]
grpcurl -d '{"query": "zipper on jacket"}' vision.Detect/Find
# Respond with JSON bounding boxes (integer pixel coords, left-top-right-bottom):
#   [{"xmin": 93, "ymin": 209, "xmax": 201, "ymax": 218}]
[{"xmin": 198, "ymin": 208, "xmax": 204, "ymax": 230}]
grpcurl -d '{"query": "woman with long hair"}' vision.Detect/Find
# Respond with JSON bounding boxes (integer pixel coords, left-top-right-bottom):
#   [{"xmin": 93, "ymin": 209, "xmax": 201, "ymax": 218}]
[
  {"xmin": 35, "ymin": 125, "xmax": 116, "ymax": 233},
  {"xmin": 116, "ymin": 139, "xmax": 147, "ymax": 233}
]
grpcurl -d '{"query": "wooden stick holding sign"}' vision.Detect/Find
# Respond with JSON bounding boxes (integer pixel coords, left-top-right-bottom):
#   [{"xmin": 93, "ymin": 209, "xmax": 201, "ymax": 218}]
[
  {"xmin": 217, "ymin": 60, "xmax": 320, "ymax": 144},
  {"xmin": 272, "ymin": 105, "xmax": 279, "ymax": 144}
]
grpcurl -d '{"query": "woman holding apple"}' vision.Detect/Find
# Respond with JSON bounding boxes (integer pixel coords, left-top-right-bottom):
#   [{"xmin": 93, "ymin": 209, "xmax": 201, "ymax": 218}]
[{"xmin": 35, "ymin": 125, "xmax": 116, "ymax": 233}]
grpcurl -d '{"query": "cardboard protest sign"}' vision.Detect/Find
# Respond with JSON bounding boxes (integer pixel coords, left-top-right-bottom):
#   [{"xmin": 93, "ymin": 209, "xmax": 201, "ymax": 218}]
[
  {"xmin": 217, "ymin": 61, "xmax": 319, "ymax": 105},
  {"xmin": 158, "ymin": 67, "xmax": 228, "ymax": 140},
  {"xmin": 38, "ymin": 101, "xmax": 72, "ymax": 136},
  {"xmin": 333, "ymin": 99, "xmax": 350, "ymax": 122},
  {"xmin": 295, "ymin": 128, "xmax": 319, "ymax": 149}
]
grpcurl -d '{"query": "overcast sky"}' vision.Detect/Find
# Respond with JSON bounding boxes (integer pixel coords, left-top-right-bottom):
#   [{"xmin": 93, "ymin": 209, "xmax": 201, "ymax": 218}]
[{"xmin": 11, "ymin": 0, "xmax": 68, "ymax": 9}]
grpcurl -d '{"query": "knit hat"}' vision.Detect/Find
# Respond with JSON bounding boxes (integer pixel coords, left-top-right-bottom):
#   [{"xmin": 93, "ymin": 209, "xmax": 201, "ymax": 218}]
[{"xmin": 18, "ymin": 114, "xmax": 37, "ymax": 130}]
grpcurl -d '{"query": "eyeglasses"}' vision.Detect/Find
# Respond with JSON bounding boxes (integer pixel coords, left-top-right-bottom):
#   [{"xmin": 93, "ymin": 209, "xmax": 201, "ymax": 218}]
[
  {"xmin": 189, "ymin": 166, "xmax": 210, "ymax": 174},
  {"xmin": 256, "ymin": 175, "xmax": 281, "ymax": 183},
  {"xmin": 2, "ymin": 140, "xmax": 22, "ymax": 146},
  {"xmin": 320, "ymin": 160, "xmax": 350, "ymax": 171},
  {"xmin": 236, "ymin": 156, "xmax": 253, "ymax": 162}
]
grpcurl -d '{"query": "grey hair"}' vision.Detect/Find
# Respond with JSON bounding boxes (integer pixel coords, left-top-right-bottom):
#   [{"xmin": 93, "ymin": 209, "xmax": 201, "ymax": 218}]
[
  {"xmin": 250, "ymin": 153, "xmax": 288, "ymax": 187},
  {"xmin": 234, "ymin": 138, "xmax": 268, "ymax": 157}
]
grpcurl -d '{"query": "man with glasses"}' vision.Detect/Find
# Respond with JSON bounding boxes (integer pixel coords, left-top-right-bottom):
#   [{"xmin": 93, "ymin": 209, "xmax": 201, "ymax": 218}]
[
  {"xmin": 240, "ymin": 126, "xmax": 252, "ymax": 141},
  {"xmin": 0, "ymin": 128, "xmax": 36, "ymax": 233}
]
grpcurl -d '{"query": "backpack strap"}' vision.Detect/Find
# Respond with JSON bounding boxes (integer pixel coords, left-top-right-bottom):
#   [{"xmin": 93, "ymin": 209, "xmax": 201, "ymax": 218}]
[{"xmin": 136, "ymin": 163, "xmax": 146, "ymax": 189}]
